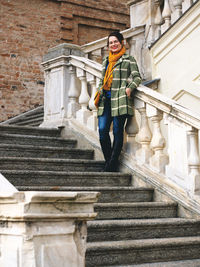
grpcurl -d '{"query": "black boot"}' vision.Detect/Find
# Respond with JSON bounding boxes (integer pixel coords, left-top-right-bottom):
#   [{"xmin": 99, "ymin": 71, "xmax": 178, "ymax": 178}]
[
  {"xmin": 108, "ymin": 139, "xmax": 123, "ymax": 172},
  {"xmin": 99, "ymin": 138, "xmax": 112, "ymax": 172}
]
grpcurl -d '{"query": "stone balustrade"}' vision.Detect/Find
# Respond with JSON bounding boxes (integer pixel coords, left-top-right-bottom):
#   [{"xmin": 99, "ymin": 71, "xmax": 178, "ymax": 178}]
[
  {"xmin": 79, "ymin": 0, "xmax": 196, "ymax": 81},
  {"xmin": 81, "ymin": 0, "xmax": 196, "ymax": 59},
  {"xmin": 41, "ymin": 46, "xmax": 200, "ymax": 200}
]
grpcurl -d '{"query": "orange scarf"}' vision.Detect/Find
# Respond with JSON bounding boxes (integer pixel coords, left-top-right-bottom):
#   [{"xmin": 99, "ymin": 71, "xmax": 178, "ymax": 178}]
[{"xmin": 103, "ymin": 46, "xmax": 126, "ymax": 91}]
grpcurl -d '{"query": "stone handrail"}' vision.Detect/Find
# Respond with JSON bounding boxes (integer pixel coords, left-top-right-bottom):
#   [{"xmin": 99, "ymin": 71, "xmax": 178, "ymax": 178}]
[
  {"xmin": 41, "ymin": 50, "xmax": 200, "ymax": 203},
  {"xmin": 81, "ymin": 27, "xmax": 145, "ymax": 59}
]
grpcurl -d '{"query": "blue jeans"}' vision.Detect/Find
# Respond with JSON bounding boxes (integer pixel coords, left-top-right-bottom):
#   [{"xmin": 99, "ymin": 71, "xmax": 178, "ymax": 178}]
[{"xmin": 98, "ymin": 98, "xmax": 127, "ymax": 164}]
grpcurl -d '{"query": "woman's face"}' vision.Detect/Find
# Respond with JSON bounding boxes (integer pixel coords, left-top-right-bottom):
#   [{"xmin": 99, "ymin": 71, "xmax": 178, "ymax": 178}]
[{"xmin": 108, "ymin": 36, "xmax": 122, "ymax": 54}]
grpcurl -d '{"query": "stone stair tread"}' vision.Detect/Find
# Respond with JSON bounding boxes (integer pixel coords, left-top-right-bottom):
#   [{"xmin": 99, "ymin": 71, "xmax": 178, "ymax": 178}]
[
  {"xmin": 87, "ymin": 236, "xmax": 200, "ymax": 250},
  {"xmin": 0, "ymin": 157, "xmax": 103, "ymax": 163},
  {"xmin": 15, "ymin": 185, "xmax": 151, "ymax": 191},
  {"xmin": 0, "ymin": 133, "xmax": 75, "ymax": 142},
  {"xmin": 94, "ymin": 202, "xmax": 177, "ymax": 220},
  {"xmin": 94, "ymin": 202, "xmax": 176, "ymax": 208},
  {"xmin": 16, "ymin": 112, "xmax": 43, "ymax": 120},
  {"xmin": 87, "ymin": 218, "xmax": 200, "ymax": 242},
  {"xmin": 0, "ymin": 169, "xmax": 130, "ymax": 176},
  {"xmin": 14, "ymin": 117, "xmax": 43, "ymax": 125},
  {"xmin": 88, "ymin": 217, "xmax": 200, "ymax": 227},
  {"xmin": 111, "ymin": 259, "xmax": 200, "ymax": 267},
  {"xmin": 0, "ymin": 125, "xmax": 60, "ymax": 136},
  {"xmin": 0, "ymin": 143, "xmax": 93, "ymax": 153}
]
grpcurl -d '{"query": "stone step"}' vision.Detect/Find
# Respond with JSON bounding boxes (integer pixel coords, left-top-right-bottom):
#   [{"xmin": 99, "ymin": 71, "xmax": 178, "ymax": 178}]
[
  {"xmin": 86, "ymin": 236, "xmax": 200, "ymax": 266},
  {"xmin": 27, "ymin": 122, "xmax": 43, "ymax": 127},
  {"xmin": 114, "ymin": 259, "xmax": 200, "ymax": 267},
  {"xmin": 0, "ymin": 158, "xmax": 104, "ymax": 172},
  {"xmin": 3, "ymin": 106, "xmax": 44, "ymax": 126},
  {"xmin": 14, "ymin": 116, "xmax": 44, "ymax": 126},
  {"xmin": 2, "ymin": 170, "xmax": 132, "ymax": 187},
  {"xmin": 94, "ymin": 202, "xmax": 177, "ymax": 220},
  {"xmin": 0, "ymin": 144, "xmax": 94, "ymax": 159},
  {"xmin": 15, "ymin": 112, "xmax": 43, "ymax": 120},
  {"xmin": 87, "ymin": 218, "xmax": 200, "ymax": 242},
  {"xmin": 0, "ymin": 134, "xmax": 77, "ymax": 147},
  {"xmin": 15, "ymin": 185, "xmax": 153, "ymax": 203},
  {"xmin": 0, "ymin": 125, "xmax": 60, "ymax": 137}
]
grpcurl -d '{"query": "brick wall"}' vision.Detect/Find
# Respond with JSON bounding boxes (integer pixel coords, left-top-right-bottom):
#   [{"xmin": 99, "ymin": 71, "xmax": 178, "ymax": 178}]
[{"xmin": 0, "ymin": 0, "xmax": 129, "ymax": 122}]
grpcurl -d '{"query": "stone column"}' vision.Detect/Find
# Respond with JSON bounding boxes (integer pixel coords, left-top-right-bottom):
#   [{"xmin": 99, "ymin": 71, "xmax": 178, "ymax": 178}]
[
  {"xmin": 41, "ymin": 43, "xmax": 84, "ymax": 128},
  {"xmin": 147, "ymin": 105, "xmax": 168, "ymax": 173},
  {"xmin": 0, "ymin": 191, "xmax": 99, "ymax": 267},
  {"xmin": 87, "ymin": 74, "xmax": 98, "ymax": 131},
  {"xmin": 76, "ymin": 68, "xmax": 91, "ymax": 125}
]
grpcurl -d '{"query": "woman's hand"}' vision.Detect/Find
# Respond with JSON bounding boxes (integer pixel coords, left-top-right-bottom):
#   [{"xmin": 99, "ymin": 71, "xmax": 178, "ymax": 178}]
[{"xmin": 126, "ymin": 87, "xmax": 132, "ymax": 98}]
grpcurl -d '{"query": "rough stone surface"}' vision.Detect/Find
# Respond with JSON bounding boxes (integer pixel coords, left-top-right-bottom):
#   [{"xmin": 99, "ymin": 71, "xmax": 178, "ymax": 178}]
[{"xmin": 0, "ymin": 191, "xmax": 99, "ymax": 267}]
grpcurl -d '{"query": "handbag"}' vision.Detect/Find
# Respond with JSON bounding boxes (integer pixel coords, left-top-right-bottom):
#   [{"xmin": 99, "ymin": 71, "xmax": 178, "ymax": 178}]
[
  {"xmin": 94, "ymin": 66, "xmax": 116, "ymax": 108},
  {"xmin": 94, "ymin": 90, "xmax": 101, "ymax": 108}
]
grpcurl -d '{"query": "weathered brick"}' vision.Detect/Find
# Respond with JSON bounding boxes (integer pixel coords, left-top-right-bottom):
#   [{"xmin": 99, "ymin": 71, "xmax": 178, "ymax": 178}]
[{"xmin": 0, "ymin": 0, "xmax": 130, "ymax": 122}]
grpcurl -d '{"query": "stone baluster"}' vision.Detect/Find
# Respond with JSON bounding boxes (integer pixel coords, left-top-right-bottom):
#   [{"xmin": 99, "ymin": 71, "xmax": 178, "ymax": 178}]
[
  {"xmin": 161, "ymin": 0, "xmax": 172, "ymax": 34},
  {"xmin": 90, "ymin": 49, "xmax": 102, "ymax": 63},
  {"xmin": 87, "ymin": 73, "xmax": 98, "ymax": 131},
  {"xmin": 125, "ymin": 114, "xmax": 140, "ymax": 156},
  {"xmin": 147, "ymin": 105, "xmax": 168, "ymax": 173},
  {"xmin": 182, "ymin": 0, "xmax": 193, "ymax": 13},
  {"xmin": 76, "ymin": 68, "xmax": 91, "ymax": 125},
  {"xmin": 187, "ymin": 128, "xmax": 200, "ymax": 194},
  {"xmin": 135, "ymin": 99, "xmax": 153, "ymax": 164},
  {"xmin": 68, "ymin": 66, "xmax": 81, "ymax": 118},
  {"xmin": 154, "ymin": 0, "xmax": 164, "ymax": 39},
  {"xmin": 171, "ymin": 0, "xmax": 183, "ymax": 23},
  {"xmin": 101, "ymin": 46, "xmax": 108, "ymax": 60}
]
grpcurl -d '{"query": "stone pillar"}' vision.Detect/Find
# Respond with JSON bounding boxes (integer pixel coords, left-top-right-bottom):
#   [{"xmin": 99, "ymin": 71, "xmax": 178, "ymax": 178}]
[
  {"xmin": 0, "ymin": 191, "xmax": 99, "ymax": 267},
  {"xmin": 127, "ymin": 0, "xmax": 153, "ymax": 80},
  {"xmin": 41, "ymin": 43, "xmax": 84, "ymax": 128},
  {"xmin": 165, "ymin": 114, "xmax": 193, "ymax": 192},
  {"xmin": 128, "ymin": 0, "xmax": 150, "ymax": 28}
]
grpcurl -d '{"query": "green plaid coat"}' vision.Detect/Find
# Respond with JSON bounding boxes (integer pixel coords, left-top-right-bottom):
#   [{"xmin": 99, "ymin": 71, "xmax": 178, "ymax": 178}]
[{"xmin": 97, "ymin": 53, "xmax": 141, "ymax": 117}]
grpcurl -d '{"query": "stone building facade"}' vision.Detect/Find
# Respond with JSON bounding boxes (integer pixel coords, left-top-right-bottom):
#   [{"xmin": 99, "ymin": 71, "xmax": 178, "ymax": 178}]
[{"xmin": 0, "ymin": 0, "xmax": 130, "ymax": 121}]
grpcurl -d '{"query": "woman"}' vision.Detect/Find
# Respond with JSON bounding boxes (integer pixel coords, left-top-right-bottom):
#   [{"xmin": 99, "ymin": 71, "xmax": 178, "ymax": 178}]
[{"xmin": 97, "ymin": 31, "xmax": 142, "ymax": 172}]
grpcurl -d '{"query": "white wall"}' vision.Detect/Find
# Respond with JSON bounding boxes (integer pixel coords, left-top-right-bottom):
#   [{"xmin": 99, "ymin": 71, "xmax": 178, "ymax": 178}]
[{"xmin": 150, "ymin": 1, "xmax": 200, "ymax": 115}]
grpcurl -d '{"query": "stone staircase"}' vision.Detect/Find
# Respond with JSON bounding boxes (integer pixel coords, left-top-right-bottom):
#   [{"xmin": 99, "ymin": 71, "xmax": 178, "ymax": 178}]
[
  {"xmin": 1, "ymin": 106, "xmax": 44, "ymax": 127},
  {"xmin": 1, "ymin": 124, "xmax": 200, "ymax": 266}
]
